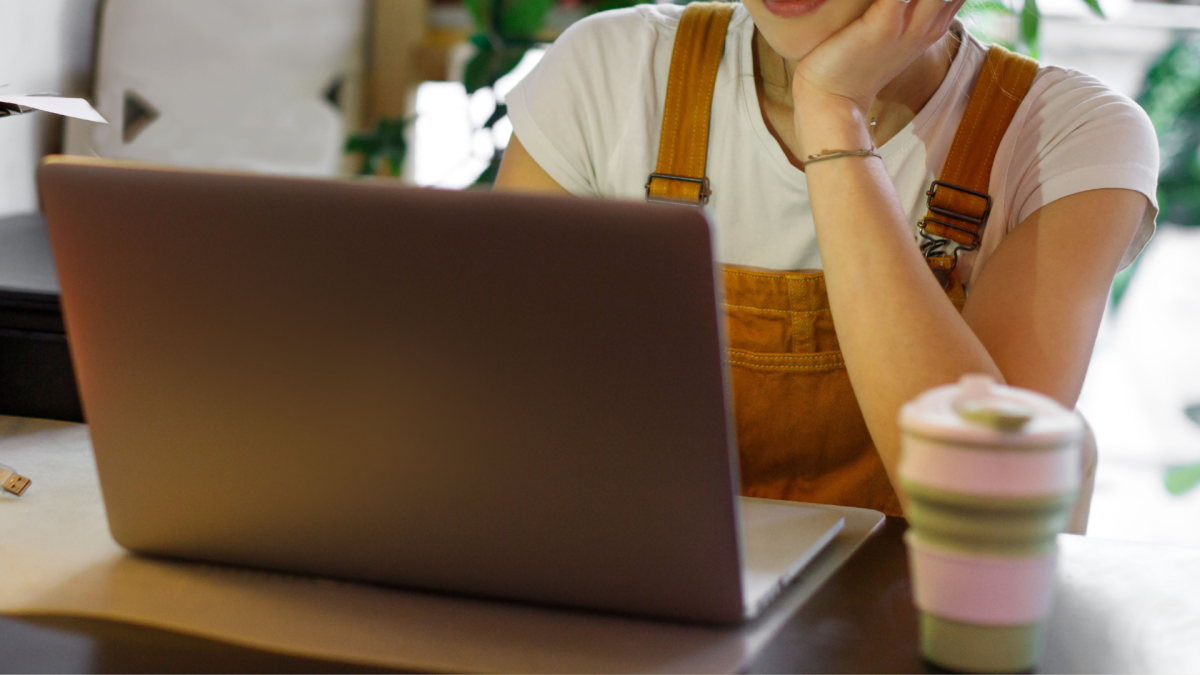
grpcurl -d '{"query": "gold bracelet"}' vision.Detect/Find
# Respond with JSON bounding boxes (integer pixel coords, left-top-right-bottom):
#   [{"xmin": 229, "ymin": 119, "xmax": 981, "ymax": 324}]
[{"xmin": 799, "ymin": 147, "xmax": 881, "ymax": 171}]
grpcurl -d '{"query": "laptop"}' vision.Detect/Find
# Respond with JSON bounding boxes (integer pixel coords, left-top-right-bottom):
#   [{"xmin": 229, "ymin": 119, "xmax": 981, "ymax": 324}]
[{"xmin": 37, "ymin": 157, "xmax": 845, "ymax": 624}]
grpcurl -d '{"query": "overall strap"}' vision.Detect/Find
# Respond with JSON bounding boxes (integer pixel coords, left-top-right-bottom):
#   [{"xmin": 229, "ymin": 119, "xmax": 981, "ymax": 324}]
[
  {"xmin": 922, "ymin": 45, "xmax": 1039, "ymax": 299},
  {"xmin": 645, "ymin": 2, "xmax": 735, "ymax": 206},
  {"xmin": 646, "ymin": 8, "xmax": 1040, "ymax": 303}
]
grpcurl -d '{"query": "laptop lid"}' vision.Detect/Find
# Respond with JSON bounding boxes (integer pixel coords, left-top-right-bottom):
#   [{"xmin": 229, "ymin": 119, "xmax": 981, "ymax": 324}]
[{"xmin": 39, "ymin": 157, "xmax": 748, "ymax": 624}]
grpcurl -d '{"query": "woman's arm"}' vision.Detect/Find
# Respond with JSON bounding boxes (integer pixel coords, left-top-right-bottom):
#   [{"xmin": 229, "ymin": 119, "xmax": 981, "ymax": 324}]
[
  {"xmin": 793, "ymin": 0, "xmax": 1149, "ymax": 491},
  {"xmin": 804, "ymin": 126, "xmax": 1146, "ymax": 488},
  {"xmin": 494, "ymin": 135, "xmax": 571, "ymax": 194},
  {"xmin": 963, "ymin": 189, "xmax": 1147, "ymax": 406}
]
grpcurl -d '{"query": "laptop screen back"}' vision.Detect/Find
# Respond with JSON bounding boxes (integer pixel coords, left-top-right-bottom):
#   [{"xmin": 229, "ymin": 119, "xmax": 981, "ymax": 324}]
[{"xmin": 39, "ymin": 158, "xmax": 747, "ymax": 623}]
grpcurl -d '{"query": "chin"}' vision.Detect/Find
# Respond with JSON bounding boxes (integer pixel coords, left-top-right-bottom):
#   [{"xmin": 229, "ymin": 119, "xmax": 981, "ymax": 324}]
[{"xmin": 742, "ymin": 0, "xmax": 875, "ymax": 62}]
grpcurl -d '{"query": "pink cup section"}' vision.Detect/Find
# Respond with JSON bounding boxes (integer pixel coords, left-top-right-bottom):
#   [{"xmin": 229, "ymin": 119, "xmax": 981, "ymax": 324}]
[
  {"xmin": 906, "ymin": 533, "xmax": 1057, "ymax": 625},
  {"xmin": 899, "ymin": 436, "xmax": 1080, "ymax": 498}
]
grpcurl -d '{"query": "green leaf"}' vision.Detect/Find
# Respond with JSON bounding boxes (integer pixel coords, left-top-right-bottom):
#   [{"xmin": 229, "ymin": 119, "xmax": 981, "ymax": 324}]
[
  {"xmin": 1019, "ymin": 0, "xmax": 1040, "ymax": 59},
  {"xmin": 345, "ymin": 116, "xmax": 411, "ymax": 176},
  {"xmin": 476, "ymin": 150, "xmax": 505, "ymax": 185},
  {"xmin": 1159, "ymin": 175, "xmax": 1200, "ymax": 225},
  {"xmin": 466, "ymin": 0, "xmax": 554, "ymax": 39},
  {"xmin": 469, "ymin": 33, "xmax": 492, "ymax": 52},
  {"xmin": 1165, "ymin": 463, "xmax": 1200, "ymax": 496},
  {"xmin": 587, "ymin": 0, "xmax": 642, "ymax": 13},
  {"xmin": 1164, "ymin": 407, "xmax": 1200, "ymax": 495},
  {"xmin": 1185, "ymin": 404, "xmax": 1200, "ymax": 426},
  {"xmin": 959, "ymin": 0, "xmax": 1016, "ymax": 47},
  {"xmin": 1080, "ymin": 0, "xmax": 1105, "ymax": 18},
  {"xmin": 463, "ymin": 46, "xmax": 529, "ymax": 93},
  {"xmin": 1137, "ymin": 35, "xmax": 1200, "ymax": 225},
  {"xmin": 463, "ymin": 49, "xmax": 496, "ymax": 94},
  {"xmin": 483, "ymin": 103, "xmax": 508, "ymax": 129},
  {"xmin": 1138, "ymin": 38, "xmax": 1200, "ymax": 166},
  {"xmin": 344, "ymin": 135, "xmax": 378, "ymax": 154},
  {"xmin": 963, "ymin": 0, "xmax": 1015, "ymax": 15},
  {"xmin": 465, "ymin": 0, "xmax": 489, "ymax": 31},
  {"xmin": 384, "ymin": 149, "xmax": 405, "ymax": 177},
  {"xmin": 505, "ymin": 0, "xmax": 554, "ymax": 37}
]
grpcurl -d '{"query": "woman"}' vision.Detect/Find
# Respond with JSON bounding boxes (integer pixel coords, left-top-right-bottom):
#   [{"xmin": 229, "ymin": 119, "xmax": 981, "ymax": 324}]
[{"xmin": 493, "ymin": 0, "xmax": 1158, "ymax": 524}]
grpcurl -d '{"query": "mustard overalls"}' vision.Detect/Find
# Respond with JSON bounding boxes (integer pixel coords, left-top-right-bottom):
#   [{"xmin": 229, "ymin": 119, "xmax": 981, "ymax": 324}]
[{"xmin": 646, "ymin": 3, "xmax": 1041, "ymax": 517}]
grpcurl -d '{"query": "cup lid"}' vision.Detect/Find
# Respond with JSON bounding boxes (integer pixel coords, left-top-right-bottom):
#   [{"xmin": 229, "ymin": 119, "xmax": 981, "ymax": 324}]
[{"xmin": 899, "ymin": 374, "xmax": 1083, "ymax": 447}]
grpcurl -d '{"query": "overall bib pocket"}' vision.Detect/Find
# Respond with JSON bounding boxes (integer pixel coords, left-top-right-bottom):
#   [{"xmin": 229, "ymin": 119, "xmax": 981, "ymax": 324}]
[{"xmin": 723, "ymin": 267, "xmax": 903, "ymax": 515}]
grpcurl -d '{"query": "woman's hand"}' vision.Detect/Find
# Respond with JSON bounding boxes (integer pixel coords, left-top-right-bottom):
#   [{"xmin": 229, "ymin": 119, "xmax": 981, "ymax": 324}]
[{"xmin": 791, "ymin": 0, "xmax": 966, "ymax": 154}]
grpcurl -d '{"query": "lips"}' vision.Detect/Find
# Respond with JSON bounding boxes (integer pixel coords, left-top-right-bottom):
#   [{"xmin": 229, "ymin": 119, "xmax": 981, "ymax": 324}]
[{"xmin": 762, "ymin": 0, "xmax": 829, "ymax": 18}]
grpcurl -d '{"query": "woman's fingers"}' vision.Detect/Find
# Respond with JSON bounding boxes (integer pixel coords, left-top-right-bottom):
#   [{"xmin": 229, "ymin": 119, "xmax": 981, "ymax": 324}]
[
  {"xmin": 933, "ymin": 0, "xmax": 969, "ymax": 40},
  {"xmin": 790, "ymin": 0, "xmax": 967, "ymax": 108},
  {"xmin": 905, "ymin": 0, "xmax": 967, "ymax": 46},
  {"xmin": 937, "ymin": 0, "xmax": 969, "ymax": 26},
  {"xmin": 909, "ymin": 0, "xmax": 953, "ymax": 30},
  {"xmin": 863, "ymin": 0, "xmax": 916, "ymax": 37},
  {"xmin": 861, "ymin": 0, "xmax": 965, "ymax": 45}
]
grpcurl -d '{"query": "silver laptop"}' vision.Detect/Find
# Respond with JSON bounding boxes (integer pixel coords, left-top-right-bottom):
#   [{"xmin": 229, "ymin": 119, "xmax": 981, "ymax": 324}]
[{"xmin": 37, "ymin": 157, "xmax": 844, "ymax": 624}]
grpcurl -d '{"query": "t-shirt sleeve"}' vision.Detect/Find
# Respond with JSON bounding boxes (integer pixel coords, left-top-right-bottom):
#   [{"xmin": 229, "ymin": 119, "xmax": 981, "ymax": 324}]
[
  {"xmin": 1005, "ymin": 68, "xmax": 1160, "ymax": 270},
  {"xmin": 505, "ymin": 8, "xmax": 650, "ymax": 197}
]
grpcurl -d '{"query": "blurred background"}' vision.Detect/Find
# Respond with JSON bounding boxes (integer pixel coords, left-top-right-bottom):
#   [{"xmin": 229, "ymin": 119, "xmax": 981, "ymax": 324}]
[{"xmin": 1, "ymin": 0, "xmax": 1197, "ymax": 545}]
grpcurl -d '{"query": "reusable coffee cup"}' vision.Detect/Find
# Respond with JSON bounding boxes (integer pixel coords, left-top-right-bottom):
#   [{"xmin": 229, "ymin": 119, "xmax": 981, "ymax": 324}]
[{"xmin": 899, "ymin": 374, "xmax": 1083, "ymax": 673}]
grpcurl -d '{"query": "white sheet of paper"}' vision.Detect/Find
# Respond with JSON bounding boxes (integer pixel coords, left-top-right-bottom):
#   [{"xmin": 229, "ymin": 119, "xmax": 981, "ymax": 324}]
[
  {"xmin": 0, "ymin": 417, "xmax": 884, "ymax": 673},
  {"xmin": 0, "ymin": 95, "xmax": 106, "ymax": 123}
]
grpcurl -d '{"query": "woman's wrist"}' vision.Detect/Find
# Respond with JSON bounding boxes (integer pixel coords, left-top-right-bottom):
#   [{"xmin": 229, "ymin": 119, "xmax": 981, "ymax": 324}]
[{"xmin": 793, "ymin": 93, "xmax": 876, "ymax": 160}]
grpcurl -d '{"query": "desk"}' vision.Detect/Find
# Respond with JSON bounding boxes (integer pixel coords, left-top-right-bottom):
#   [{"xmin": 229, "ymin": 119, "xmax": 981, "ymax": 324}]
[{"xmin": 2, "ymin": 516, "xmax": 1197, "ymax": 674}]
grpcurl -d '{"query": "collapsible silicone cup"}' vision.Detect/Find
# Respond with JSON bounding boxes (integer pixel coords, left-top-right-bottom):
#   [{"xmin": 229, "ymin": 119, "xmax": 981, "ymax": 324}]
[{"xmin": 898, "ymin": 375, "xmax": 1083, "ymax": 673}]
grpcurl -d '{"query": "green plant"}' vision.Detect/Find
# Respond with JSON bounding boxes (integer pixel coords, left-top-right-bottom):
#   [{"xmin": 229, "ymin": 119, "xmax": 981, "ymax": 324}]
[
  {"xmin": 1138, "ymin": 35, "xmax": 1200, "ymax": 228},
  {"xmin": 465, "ymin": 0, "xmax": 641, "ymax": 184},
  {"xmin": 345, "ymin": 116, "xmax": 412, "ymax": 177},
  {"xmin": 462, "ymin": 0, "xmax": 552, "ymax": 95},
  {"xmin": 462, "ymin": 0, "xmax": 555, "ymax": 184},
  {"xmin": 1165, "ymin": 462, "xmax": 1200, "ymax": 496},
  {"xmin": 1105, "ymin": 35, "xmax": 1200, "ymax": 308},
  {"xmin": 1162, "ymin": 405, "xmax": 1200, "ymax": 497},
  {"xmin": 1141, "ymin": 39, "xmax": 1200, "ymax": 495},
  {"xmin": 962, "ymin": 0, "xmax": 1104, "ymax": 58}
]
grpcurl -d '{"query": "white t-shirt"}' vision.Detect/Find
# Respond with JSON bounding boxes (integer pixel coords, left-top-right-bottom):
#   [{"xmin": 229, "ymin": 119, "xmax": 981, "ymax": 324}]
[{"xmin": 506, "ymin": 3, "xmax": 1160, "ymax": 286}]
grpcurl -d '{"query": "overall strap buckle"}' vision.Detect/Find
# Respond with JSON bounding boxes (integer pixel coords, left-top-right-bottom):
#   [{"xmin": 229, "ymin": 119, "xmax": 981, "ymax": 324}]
[
  {"xmin": 920, "ymin": 180, "xmax": 993, "ymax": 246},
  {"xmin": 918, "ymin": 181, "xmax": 994, "ymax": 291},
  {"xmin": 645, "ymin": 173, "xmax": 711, "ymax": 206}
]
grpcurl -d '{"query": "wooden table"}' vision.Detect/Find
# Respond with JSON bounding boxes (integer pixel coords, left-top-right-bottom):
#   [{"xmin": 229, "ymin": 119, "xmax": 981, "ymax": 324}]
[
  {"xmin": 0, "ymin": 217, "xmax": 1196, "ymax": 673},
  {"xmin": 2, "ymin": 516, "xmax": 1197, "ymax": 673}
]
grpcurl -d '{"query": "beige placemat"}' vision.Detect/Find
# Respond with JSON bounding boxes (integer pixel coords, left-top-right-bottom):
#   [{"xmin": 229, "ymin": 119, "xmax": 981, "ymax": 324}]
[{"xmin": 0, "ymin": 416, "xmax": 884, "ymax": 673}]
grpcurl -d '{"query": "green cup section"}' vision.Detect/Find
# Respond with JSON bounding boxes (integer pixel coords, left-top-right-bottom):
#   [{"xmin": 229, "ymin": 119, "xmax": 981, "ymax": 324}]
[
  {"xmin": 902, "ymin": 480, "xmax": 1076, "ymax": 557},
  {"xmin": 921, "ymin": 612, "xmax": 1042, "ymax": 673}
]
